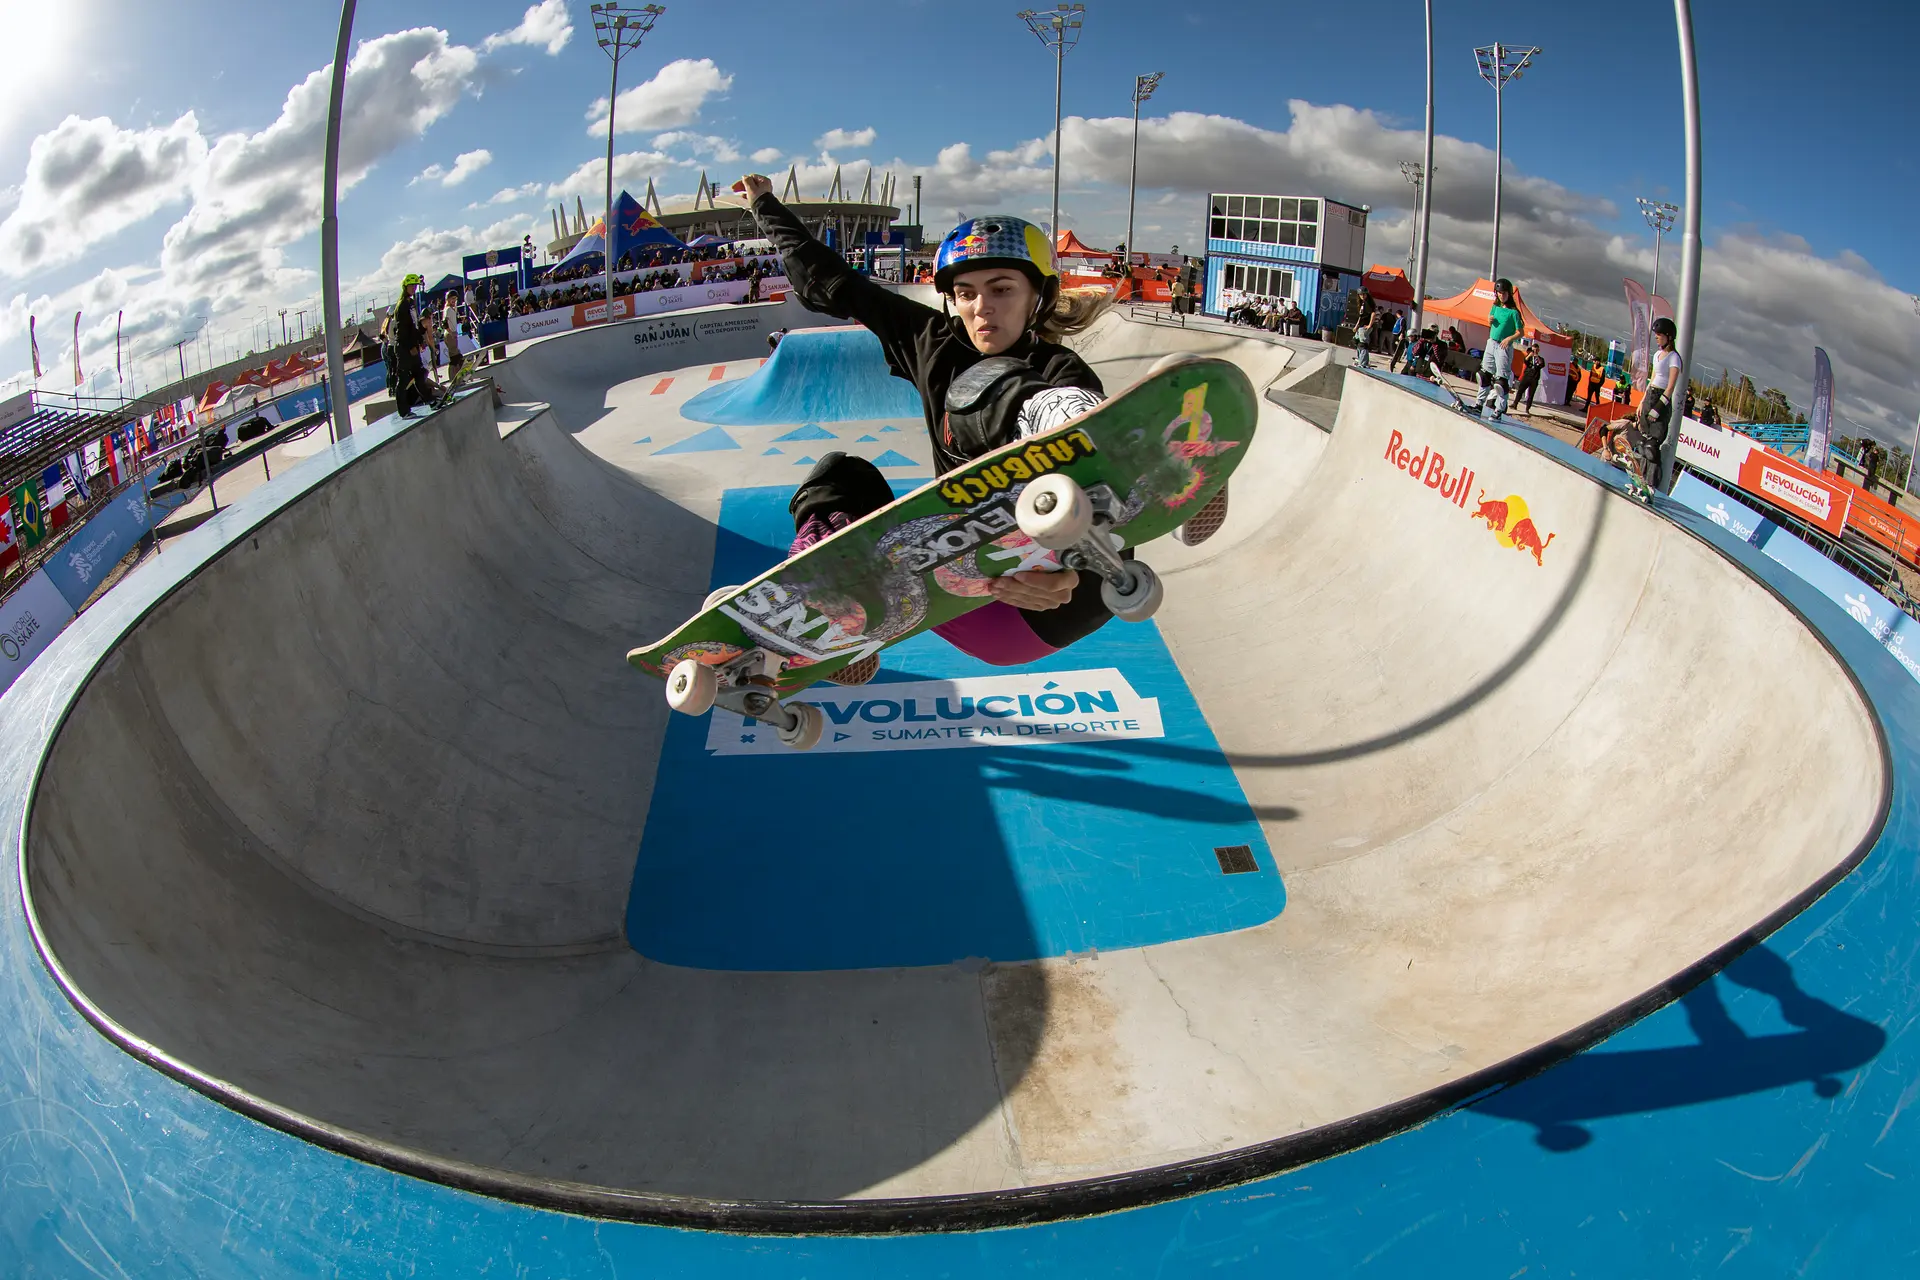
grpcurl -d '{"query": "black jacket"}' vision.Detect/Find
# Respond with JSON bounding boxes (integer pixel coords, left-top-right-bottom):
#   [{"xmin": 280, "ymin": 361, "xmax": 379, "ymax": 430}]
[
  {"xmin": 392, "ymin": 293, "xmax": 424, "ymax": 349},
  {"xmin": 751, "ymin": 193, "xmax": 1101, "ymax": 473}
]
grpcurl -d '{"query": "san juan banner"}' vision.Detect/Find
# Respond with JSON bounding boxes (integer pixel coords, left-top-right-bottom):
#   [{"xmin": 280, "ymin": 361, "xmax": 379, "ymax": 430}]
[{"xmin": 1808, "ymin": 346, "xmax": 1834, "ymax": 473}]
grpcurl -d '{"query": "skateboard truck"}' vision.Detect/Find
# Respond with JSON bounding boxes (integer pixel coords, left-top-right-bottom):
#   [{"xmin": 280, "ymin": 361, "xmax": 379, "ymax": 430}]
[
  {"xmin": 1015, "ymin": 474, "xmax": 1164, "ymax": 622},
  {"xmin": 664, "ymin": 647, "xmax": 825, "ymax": 750}
]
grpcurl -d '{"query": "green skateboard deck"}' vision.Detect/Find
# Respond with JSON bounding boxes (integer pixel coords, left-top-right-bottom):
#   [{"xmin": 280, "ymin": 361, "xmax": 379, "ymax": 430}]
[{"xmin": 628, "ymin": 356, "xmax": 1258, "ymax": 697}]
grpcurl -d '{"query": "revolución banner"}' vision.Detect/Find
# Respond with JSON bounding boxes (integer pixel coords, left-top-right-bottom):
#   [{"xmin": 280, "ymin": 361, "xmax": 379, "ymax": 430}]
[{"xmin": 704, "ymin": 667, "xmax": 1165, "ymax": 757}]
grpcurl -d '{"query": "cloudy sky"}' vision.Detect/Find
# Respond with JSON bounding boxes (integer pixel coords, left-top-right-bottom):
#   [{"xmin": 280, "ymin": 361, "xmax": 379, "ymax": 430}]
[{"xmin": 2, "ymin": 0, "xmax": 1917, "ymax": 441}]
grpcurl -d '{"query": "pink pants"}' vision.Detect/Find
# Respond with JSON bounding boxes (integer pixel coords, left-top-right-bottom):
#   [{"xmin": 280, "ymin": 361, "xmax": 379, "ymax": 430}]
[{"xmin": 789, "ymin": 517, "xmax": 1056, "ymax": 666}]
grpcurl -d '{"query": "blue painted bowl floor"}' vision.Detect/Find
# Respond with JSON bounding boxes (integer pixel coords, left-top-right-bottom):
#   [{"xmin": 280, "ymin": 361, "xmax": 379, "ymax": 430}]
[{"xmin": 626, "ymin": 484, "xmax": 1281, "ymax": 971}]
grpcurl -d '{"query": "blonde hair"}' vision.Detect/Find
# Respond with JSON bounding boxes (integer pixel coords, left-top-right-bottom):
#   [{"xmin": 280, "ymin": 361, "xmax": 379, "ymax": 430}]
[{"xmin": 1034, "ymin": 285, "xmax": 1114, "ymax": 344}]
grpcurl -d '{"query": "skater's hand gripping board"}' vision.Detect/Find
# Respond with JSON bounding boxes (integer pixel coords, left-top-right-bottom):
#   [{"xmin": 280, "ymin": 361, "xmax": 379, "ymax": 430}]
[{"xmin": 627, "ymin": 356, "xmax": 1258, "ymax": 694}]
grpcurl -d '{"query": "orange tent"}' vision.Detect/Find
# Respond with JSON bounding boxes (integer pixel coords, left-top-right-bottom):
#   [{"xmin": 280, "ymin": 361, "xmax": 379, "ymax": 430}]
[
  {"xmin": 1361, "ymin": 264, "xmax": 1416, "ymax": 307},
  {"xmin": 1054, "ymin": 230, "xmax": 1112, "ymax": 260},
  {"xmin": 1422, "ymin": 278, "xmax": 1567, "ymax": 344}
]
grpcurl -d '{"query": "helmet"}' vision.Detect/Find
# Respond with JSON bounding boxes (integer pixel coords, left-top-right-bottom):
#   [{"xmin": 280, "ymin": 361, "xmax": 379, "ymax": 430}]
[
  {"xmin": 1651, "ymin": 316, "xmax": 1677, "ymax": 339},
  {"xmin": 933, "ymin": 215, "xmax": 1058, "ymax": 296},
  {"xmin": 402, "ymin": 273, "xmax": 424, "ymax": 288},
  {"xmin": 1494, "ymin": 277, "xmax": 1514, "ymax": 295}
]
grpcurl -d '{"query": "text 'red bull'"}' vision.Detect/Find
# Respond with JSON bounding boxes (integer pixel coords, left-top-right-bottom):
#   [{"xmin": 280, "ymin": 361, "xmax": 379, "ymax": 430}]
[{"xmin": 1384, "ymin": 430, "xmax": 1474, "ymax": 508}]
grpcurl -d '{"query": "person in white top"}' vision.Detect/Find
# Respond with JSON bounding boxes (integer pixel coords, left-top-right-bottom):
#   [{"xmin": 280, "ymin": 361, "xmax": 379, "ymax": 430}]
[{"xmin": 1629, "ymin": 316, "xmax": 1682, "ymax": 485}]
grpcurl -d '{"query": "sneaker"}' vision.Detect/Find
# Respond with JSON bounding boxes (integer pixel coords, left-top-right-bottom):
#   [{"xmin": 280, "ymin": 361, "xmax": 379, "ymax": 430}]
[
  {"xmin": 1174, "ymin": 483, "xmax": 1230, "ymax": 546},
  {"xmin": 826, "ymin": 653, "xmax": 880, "ymax": 685}
]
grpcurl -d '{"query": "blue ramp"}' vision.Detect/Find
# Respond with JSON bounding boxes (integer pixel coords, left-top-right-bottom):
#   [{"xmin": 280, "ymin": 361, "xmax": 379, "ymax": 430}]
[{"xmin": 679, "ymin": 327, "xmax": 927, "ymax": 425}]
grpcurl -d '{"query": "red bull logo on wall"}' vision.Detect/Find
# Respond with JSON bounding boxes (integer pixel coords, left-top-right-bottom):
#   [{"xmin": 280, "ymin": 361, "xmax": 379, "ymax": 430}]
[{"xmin": 1383, "ymin": 428, "xmax": 1555, "ymax": 566}]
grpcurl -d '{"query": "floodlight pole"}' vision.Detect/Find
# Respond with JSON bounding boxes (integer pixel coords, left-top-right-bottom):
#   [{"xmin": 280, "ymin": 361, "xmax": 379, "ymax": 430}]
[
  {"xmin": 1908, "ymin": 296, "xmax": 1920, "ymax": 494},
  {"xmin": 320, "ymin": 0, "xmax": 357, "ymax": 442},
  {"xmin": 1018, "ymin": 5, "xmax": 1085, "ymax": 240},
  {"xmin": 1475, "ymin": 42, "xmax": 1540, "ymax": 283},
  {"xmin": 1125, "ymin": 72, "xmax": 1163, "ymax": 278},
  {"xmin": 1399, "ymin": 161, "xmax": 1424, "ymax": 272},
  {"xmin": 593, "ymin": 4, "xmax": 666, "ymax": 327},
  {"xmin": 1660, "ymin": 0, "xmax": 1702, "ymax": 492},
  {"xmin": 1637, "ymin": 196, "xmax": 1679, "ymax": 297},
  {"xmin": 1412, "ymin": 0, "xmax": 1434, "ymax": 333}
]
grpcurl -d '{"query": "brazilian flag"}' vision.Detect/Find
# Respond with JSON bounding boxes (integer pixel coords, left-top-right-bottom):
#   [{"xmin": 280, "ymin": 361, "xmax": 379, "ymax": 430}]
[{"xmin": 9, "ymin": 479, "xmax": 45, "ymax": 550}]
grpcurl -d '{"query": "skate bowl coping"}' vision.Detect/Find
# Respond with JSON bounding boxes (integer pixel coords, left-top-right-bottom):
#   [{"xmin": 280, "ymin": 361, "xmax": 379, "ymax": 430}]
[{"xmin": 0, "ymin": 308, "xmax": 1908, "ymax": 1268}]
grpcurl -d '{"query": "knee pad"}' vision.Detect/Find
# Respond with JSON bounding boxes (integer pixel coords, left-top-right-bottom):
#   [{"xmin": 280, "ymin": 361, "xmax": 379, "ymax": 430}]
[{"xmin": 789, "ymin": 452, "xmax": 894, "ymax": 530}]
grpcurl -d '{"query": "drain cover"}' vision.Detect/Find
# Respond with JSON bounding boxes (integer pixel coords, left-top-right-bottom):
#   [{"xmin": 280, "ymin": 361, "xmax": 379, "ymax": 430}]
[{"xmin": 1214, "ymin": 845, "xmax": 1258, "ymax": 875}]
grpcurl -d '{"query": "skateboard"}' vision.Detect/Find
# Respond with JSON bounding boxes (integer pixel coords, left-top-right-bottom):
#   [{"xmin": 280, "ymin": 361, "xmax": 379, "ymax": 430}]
[{"xmin": 627, "ymin": 354, "xmax": 1258, "ymax": 748}]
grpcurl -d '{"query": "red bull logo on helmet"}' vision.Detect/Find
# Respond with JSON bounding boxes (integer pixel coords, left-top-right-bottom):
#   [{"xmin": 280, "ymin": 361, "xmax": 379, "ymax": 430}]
[{"xmin": 1383, "ymin": 428, "xmax": 1555, "ymax": 566}]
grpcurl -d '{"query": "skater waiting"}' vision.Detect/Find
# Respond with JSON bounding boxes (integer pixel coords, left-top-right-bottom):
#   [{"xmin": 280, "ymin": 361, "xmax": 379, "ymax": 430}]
[
  {"xmin": 735, "ymin": 170, "xmax": 1226, "ymax": 683},
  {"xmin": 1478, "ymin": 277, "xmax": 1522, "ymax": 421}
]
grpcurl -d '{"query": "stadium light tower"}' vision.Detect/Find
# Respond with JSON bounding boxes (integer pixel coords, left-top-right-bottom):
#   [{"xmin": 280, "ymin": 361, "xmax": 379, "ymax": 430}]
[
  {"xmin": 1412, "ymin": 0, "xmax": 1435, "ymax": 333},
  {"xmin": 1474, "ymin": 42, "xmax": 1541, "ymax": 283},
  {"xmin": 1017, "ymin": 4, "xmax": 1085, "ymax": 240},
  {"xmin": 1399, "ymin": 161, "xmax": 1425, "ymax": 272},
  {"xmin": 1637, "ymin": 197, "xmax": 1680, "ymax": 298},
  {"xmin": 594, "ymin": 4, "xmax": 666, "ymax": 326},
  {"xmin": 1124, "ymin": 72, "xmax": 1163, "ymax": 276},
  {"xmin": 1660, "ymin": 0, "xmax": 1702, "ymax": 492},
  {"xmin": 319, "ymin": 0, "xmax": 358, "ymax": 442}
]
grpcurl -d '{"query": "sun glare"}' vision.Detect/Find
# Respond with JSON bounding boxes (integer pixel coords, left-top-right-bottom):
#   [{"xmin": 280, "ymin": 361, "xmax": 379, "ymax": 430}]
[{"xmin": 0, "ymin": 1, "xmax": 80, "ymax": 123}]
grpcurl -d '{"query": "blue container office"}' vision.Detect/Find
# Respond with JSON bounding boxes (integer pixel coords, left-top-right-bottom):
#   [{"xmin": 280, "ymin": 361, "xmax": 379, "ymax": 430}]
[{"xmin": 1202, "ymin": 192, "xmax": 1370, "ymax": 331}]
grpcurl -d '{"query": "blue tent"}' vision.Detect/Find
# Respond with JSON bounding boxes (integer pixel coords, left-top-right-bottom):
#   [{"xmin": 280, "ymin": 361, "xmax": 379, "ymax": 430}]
[{"xmin": 554, "ymin": 192, "xmax": 685, "ymax": 273}]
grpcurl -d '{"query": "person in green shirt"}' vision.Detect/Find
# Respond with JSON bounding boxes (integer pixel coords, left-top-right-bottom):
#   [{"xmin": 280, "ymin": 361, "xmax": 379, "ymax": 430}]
[{"xmin": 1477, "ymin": 277, "xmax": 1522, "ymax": 420}]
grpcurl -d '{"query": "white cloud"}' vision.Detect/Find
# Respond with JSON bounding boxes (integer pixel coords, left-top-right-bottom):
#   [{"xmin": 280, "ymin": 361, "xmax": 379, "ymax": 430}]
[
  {"xmin": 358, "ymin": 214, "xmax": 542, "ymax": 292},
  {"xmin": 750, "ymin": 146, "xmax": 783, "ymax": 166},
  {"xmin": 482, "ymin": 0, "xmax": 574, "ymax": 56},
  {"xmin": 652, "ymin": 131, "xmax": 742, "ymax": 164},
  {"xmin": 586, "ymin": 58, "xmax": 731, "ymax": 137},
  {"xmin": 472, "ymin": 182, "xmax": 544, "ymax": 208},
  {"xmin": 545, "ymin": 150, "xmax": 677, "ymax": 200},
  {"xmin": 814, "ymin": 127, "xmax": 877, "ymax": 152},
  {"xmin": 158, "ymin": 26, "xmax": 481, "ymax": 305},
  {"xmin": 0, "ymin": 114, "xmax": 208, "ymax": 277},
  {"xmin": 436, "ymin": 148, "xmax": 493, "ymax": 186}
]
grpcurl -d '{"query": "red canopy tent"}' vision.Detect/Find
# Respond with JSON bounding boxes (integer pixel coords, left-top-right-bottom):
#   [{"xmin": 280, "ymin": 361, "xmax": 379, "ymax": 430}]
[
  {"xmin": 1054, "ymin": 230, "xmax": 1112, "ymax": 261},
  {"xmin": 1360, "ymin": 264, "xmax": 1416, "ymax": 307}
]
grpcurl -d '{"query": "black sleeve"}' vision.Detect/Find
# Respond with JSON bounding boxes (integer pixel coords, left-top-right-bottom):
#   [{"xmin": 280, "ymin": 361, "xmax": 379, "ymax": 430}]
[{"xmin": 750, "ymin": 193, "xmax": 945, "ymax": 377}]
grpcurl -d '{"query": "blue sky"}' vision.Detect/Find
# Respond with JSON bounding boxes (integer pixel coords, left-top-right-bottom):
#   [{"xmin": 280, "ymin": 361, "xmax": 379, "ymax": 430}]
[{"xmin": 3, "ymin": 0, "xmax": 1916, "ymax": 438}]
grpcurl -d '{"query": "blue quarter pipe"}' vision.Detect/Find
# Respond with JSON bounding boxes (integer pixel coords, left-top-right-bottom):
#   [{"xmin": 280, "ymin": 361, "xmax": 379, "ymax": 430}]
[{"xmin": 680, "ymin": 324, "xmax": 926, "ymax": 424}]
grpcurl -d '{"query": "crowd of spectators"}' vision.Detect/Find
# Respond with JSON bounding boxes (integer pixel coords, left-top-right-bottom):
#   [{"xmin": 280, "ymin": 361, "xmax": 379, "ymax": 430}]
[
  {"xmin": 1225, "ymin": 296, "xmax": 1311, "ymax": 337},
  {"xmin": 506, "ymin": 248, "xmax": 785, "ymax": 315}
]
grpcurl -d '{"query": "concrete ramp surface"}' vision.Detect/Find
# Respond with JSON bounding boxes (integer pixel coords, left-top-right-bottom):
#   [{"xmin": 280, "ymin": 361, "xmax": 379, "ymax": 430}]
[{"xmin": 3, "ymin": 302, "xmax": 1904, "ymax": 1268}]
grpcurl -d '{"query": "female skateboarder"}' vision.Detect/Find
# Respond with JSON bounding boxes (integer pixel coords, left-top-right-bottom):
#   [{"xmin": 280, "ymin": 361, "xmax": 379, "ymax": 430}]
[{"xmin": 736, "ymin": 172, "xmax": 1224, "ymax": 681}]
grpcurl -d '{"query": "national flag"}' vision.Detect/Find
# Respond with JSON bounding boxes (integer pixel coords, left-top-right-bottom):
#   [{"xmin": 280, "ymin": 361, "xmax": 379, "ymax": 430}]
[
  {"xmin": 41, "ymin": 462, "xmax": 67, "ymax": 509},
  {"xmin": 67, "ymin": 451, "xmax": 92, "ymax": 503},
  {"xmin": 9, "ymin": 479, "xmax": 46, "ymax": 550}
]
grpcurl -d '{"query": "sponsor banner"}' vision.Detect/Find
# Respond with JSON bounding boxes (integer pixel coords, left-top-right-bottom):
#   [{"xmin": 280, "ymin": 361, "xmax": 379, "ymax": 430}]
[
  {"xmin": 1844, "ymin": 486, "xmax": 1920, "ymax": 563},
  {"xmin": 1378, "ymin": 426, "xmax": 1561, "ymax": 565},
  {"xmin": 1671, "ymin": 471, "xmax": 1769, "ymax": 545},
  {"xmin": 1624, "ymin": 278, "xmax": 1653, "ymax": 389},
  {"xmin": 1744, "ymin": 450, "xmax": 1849, "ymax": 536},
  {"xmin": 1672, "ymin": 472, "xmax": 1920, "ymax": 686},
  {"xmin": 0, "ymin": 569, "xmax": 76, "ymax": 696},
  {"xmin": 43, "ymin": 489, "xmax": 153, "ymax": 611},
  {"xmin": 507, "ymin": 277, "xmax": 790, "ymax": 341},
  {"xmin": 703, "ymin": 667, "xmax": 1165, "ymax": 757},
  {"xmin": 0, "ymin": 391, "xmax": 33, "ymax": 434},
  {"xmin": 1808, "ymin": 346, "xmax": 1833, "ymax": 472},
  {"xmin": 1677, "ymin": 426, "xmax": 1851, "ymax": 537}
]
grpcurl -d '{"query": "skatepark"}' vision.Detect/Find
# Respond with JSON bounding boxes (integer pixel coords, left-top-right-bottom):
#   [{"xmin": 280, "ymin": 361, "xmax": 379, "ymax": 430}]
[{"xmin": 1, "ymin": 296, "xmax": 1916, "ymax": 1274}]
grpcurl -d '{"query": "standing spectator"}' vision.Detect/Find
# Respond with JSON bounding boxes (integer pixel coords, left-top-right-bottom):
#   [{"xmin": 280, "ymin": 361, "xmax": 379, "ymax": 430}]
[
  {"xmin": 1352, "ymin": 311, "xmax": 1375, "ymax": 370},
  {"xmin": 387, "ymin": 274, "xmax": 434, "ymax": 415},
  {"xmin": 441, "ymin": 291, "xmax": 466, "ymax": 385},
  {"xmin": 1477, "ymin": 277, "xmax": 1522, "ymax": 420},
  {"xmin": 1387, "ymin": 310, "xmax": 1407, "ymax": 370},
  {"xmin": 1515, "ymin": 340, "xmax": 1545, "ymax": 415}
]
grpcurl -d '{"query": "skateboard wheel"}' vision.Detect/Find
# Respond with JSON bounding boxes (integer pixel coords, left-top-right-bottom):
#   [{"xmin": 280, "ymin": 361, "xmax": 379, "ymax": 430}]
[
  {"xmin": 777, "ymin": 701, "xmax": 824, "ymax": 750},
  {"xmin": 702, "ymin": 585, "xmax": 742, "ymax": 611},
  {"xmin": 1101, "ymin": 561, "xmax": 1164, "ymax": 622},
  {"xmin": 1016, "ymin": 473, "xmax": 1093, "ymax": 550},
  {"xmin": 1147, "ymin": 352, "xmax": 1201, "ymax": 376},
  {"xmin": 665, "ymin": 658, "xmax": 718, "ymax": 716}
]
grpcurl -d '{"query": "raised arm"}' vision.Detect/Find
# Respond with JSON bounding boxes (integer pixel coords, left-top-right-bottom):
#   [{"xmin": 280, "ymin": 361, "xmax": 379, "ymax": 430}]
[{"xmin": 735, "ymin": 174, "xmax": 943, "ymax": 360}]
